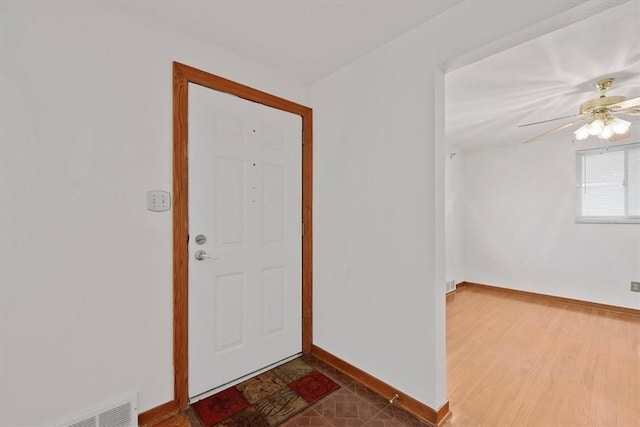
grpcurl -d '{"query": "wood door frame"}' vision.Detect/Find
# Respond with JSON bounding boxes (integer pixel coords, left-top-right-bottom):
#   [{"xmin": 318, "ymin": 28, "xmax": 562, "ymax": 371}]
[{"xmin": 173, "ymin": 61, "xmax": 313, "ymax": 409}]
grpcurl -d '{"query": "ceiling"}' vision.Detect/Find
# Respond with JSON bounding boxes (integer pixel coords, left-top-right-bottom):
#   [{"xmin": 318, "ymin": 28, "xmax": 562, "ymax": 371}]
[
  {"xmin": 109, "ymin": 0, "xmax": 460, "ymax": 84},
  {"xmin": 445, "ymin": 1, "xmax": 640, "ymax": 152},
  {"xmin": 110, "ymin": 1, "xmax": 639, "ymax": 152}
]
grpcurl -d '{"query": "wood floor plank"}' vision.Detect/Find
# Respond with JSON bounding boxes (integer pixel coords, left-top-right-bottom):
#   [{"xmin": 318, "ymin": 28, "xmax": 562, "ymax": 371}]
[{"xmin": 444, "ymin": 285, "xmax": 640, "ymax": 427}]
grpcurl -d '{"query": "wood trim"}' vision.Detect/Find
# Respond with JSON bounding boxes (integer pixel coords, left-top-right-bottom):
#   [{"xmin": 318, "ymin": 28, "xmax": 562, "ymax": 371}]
[
  {"xmin": 311, "ymin": 345, "xmax": 450, "ymax": 426},
  {"xmin": 458, "ymin": 282, "xmax": 640, "ymax": 318},
  {"xmin": 173, "ymin": 62, "xmax": 189, "ymax": 410},
  {"xmin": 301, "ymin": 109, "xmax": 313, "ymax": 353},
  {"xmin": 138, "ymin": 400, "xmax": 179, "ymax": 427},
  {"xmin": 175, "ymin": 62, "xmax": 310, "ymax": 115},
  {"xmin": 436, "ymin": 402, "xmax": 450, "ymax": 424},
  {"xmin": 172, "ymin": 62, "xmax": 313, "ymax": 410}
]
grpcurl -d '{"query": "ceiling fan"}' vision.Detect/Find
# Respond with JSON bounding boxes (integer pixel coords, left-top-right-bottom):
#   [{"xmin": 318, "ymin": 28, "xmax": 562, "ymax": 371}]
[{"xmin": 520, "ymin": 77, "xmax": 640, "ymax": 144}]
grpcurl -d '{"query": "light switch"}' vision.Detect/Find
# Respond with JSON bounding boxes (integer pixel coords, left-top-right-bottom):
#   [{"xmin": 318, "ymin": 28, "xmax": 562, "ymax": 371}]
[{"xmin": 146, "ymin": 190, "xmax": 171, "ymax": 212}]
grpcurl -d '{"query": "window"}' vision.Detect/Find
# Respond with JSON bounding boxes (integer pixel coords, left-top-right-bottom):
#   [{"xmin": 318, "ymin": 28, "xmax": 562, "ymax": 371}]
[{"xmin": 576, "ymin": 143, "xmax": 640, "ymax": 223}]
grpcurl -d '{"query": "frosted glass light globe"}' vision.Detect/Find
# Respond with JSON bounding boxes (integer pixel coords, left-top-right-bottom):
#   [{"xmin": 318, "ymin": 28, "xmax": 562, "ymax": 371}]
[
  {"xmin": 574, "ymin": 124, "xmax": 590, "ymax": 140},
  {"xmin": 610, "ymin": 117, "xmax": 631, "ymax": 135},
  {"xmin": 599, "ymin": 125, "xmax": 613, "ymax": 139},
  {"xmin": 588, "ymin": 119, "xmax": 604, "ymax": 135}
]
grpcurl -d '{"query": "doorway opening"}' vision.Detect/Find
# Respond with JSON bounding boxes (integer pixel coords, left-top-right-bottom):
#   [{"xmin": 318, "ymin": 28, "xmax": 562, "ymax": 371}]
[{"xmin": 438, "ymin": 3, "xmax": 630, "ymax": 423}]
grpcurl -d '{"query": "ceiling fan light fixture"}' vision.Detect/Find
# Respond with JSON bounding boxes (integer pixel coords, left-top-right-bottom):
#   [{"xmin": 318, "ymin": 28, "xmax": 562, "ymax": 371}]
[
  {"xmin": 577, "ymin": 116, "xmax": 631, "ymax": 140},
  {"xmin": 524, "ymin": 77, "xmax": 638, "ymax": 144}
]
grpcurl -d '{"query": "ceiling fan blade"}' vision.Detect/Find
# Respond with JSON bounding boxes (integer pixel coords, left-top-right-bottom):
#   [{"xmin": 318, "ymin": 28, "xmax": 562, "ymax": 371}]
[
  {"xmin": 523, "ymin": 119, "xmax": 586, "ymax": 144},
  {"xmin": 518, "ymin": 113, "xmax": 582, "ymax": 127},
  {"xmin": 609, "ymin": 132, "xmax": 630, "ymax": 142},
  {"xmin": 609, "ymin": 96, "xmax": 640, "ymax": 111},
  {"xmin": 617, "ymin": 108, "xmax": 640, "ymax": 116}
]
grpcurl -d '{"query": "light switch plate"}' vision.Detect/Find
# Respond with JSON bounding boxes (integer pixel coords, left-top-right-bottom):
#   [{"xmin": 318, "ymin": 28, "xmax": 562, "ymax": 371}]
[{"xmin": 146, "ymin": 190, "xmax": 171, "ymax": 212}]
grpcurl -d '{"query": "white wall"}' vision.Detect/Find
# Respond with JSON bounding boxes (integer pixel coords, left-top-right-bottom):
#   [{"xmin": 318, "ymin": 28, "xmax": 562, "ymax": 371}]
[
  {"xmin": 463, "ymin": 136, "xmax": 640, "ymax": 309},
  {"xmin": 445, "ymin": 144, "xmax": 465, "ymax": 286},
  {"xmin": 0, "ymin": 3, "xmax": 308, "ymax": 426},
  {"xmin": 311, "ymin": 0, "xmax": 585, "ymax": 410}
]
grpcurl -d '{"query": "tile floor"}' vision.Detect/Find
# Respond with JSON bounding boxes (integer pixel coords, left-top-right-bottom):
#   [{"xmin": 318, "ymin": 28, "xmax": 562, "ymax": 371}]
[
  {"xmin": 281, "ymin": 355, "xmax": 431, "ymax": 426},
  {"xmin": 156, "ymin": 354, "xmax": 432, "ymax": 427}
]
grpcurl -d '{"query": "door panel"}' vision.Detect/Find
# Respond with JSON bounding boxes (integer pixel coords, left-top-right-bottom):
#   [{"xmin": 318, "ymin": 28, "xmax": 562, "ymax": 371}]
[
  {"xmin": 215, "ymin": 272, "xmax": 246, "ymax": 352},
  {"xmin": 188, "ymin": 83, "xmax": 302, "ymax": 399},
  {"xmin": 262, "ymin": 267, "xmax": 286, "ymax": 337},
  {"xmin": 214, "ymin": 158, "xmax": 246, "ymax": 248},
  {"xmin": 263, "ymin": 164, "xmax": 286, "ymax": 244}
]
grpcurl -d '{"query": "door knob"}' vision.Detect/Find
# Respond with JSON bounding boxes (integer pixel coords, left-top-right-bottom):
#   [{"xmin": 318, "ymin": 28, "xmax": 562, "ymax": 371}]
[{"xmin": 194, "ymin": 250, "xmax": 217, "ymax": 261}]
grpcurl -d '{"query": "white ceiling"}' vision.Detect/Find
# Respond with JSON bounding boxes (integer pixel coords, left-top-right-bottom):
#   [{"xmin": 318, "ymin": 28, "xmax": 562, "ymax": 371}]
[
  {"xmin": 110, "ymin": 0, "xmax": 460, "ymax": 84},
  {"xmin": 445, "ymin": 1, "xmax": 640, "ymax": 152},
  {"xmin": 110, "ymin": 1, "xmax": 639, "ymax": 152}
]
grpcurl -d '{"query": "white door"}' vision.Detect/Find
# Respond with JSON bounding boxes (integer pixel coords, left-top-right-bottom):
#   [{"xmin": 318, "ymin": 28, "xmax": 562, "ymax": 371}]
[{"xmin": 188, "ymin": 83, "xmax": 302, "ymax": 399}]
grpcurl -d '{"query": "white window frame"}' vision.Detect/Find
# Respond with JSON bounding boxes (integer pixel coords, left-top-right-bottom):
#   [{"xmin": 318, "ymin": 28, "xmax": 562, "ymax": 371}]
[{"xmin": 576, "ymin": 142, "xmax": 640, "ymax": 224}]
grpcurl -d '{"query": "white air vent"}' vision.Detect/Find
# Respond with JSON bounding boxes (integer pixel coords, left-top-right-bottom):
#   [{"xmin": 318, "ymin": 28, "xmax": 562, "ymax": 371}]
[
  {"xmin": 69, "ymin": 419, "xmax": 96, "ymax": 427},
  {"xmin": 58, "ymin": 394, "xmax": 137, "ymax": 427},
  {"xmin": 445, "ymin": 280, "xmax": 457, "ymax": 294}
]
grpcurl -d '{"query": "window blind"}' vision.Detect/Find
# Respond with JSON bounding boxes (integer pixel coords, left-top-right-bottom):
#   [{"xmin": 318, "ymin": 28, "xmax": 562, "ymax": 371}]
[{"xmin": 576, "ymin": 143, "xmax": 640, "ymax": 223}]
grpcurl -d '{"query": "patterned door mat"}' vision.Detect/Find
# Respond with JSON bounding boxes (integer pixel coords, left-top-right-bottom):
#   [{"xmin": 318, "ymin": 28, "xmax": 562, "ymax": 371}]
[{"xmin": 192, "ymin": 358, "xmax": 340, "ymax": 426}]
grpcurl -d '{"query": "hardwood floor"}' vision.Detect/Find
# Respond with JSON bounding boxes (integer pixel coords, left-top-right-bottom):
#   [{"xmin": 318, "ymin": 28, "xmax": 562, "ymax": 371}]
[
  {"xmin": 149, "ymin": 285, "xmax": 639, "ymax": 426},
  {"xmin": 443, "ymin": 285, "xmax": 640, "ymax": 427},
  {"xmin": 147, "ymin": 413, "xmax": 189, "ymax": 427}
]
